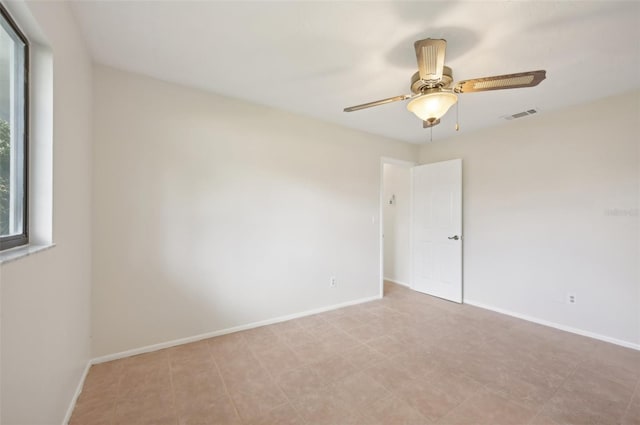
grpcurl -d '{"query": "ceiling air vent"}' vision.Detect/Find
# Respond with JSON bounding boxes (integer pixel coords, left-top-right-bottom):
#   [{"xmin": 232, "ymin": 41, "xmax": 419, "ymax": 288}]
[{"xmin": 503, "ymin": 108, "xmax": 539, "ymax": 120}]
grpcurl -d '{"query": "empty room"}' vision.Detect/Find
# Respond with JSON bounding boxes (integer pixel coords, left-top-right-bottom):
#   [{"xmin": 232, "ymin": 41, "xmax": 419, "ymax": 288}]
[{"xmin": 0, "ymin": 1, "xmax": 638, "ymax": 424}]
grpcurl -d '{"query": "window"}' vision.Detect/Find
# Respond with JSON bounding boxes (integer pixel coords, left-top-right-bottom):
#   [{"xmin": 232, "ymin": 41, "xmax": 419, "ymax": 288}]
[{"xmin": 0, "ymin": 4, "xmax": 28, "ymax": 251}]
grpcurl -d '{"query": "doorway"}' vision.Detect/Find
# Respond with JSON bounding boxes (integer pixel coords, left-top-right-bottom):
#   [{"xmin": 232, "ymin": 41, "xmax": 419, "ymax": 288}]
[
  {"xmin": 380, "ymin": 157, "xmax": 463, "ymax": 303},
  {"xmin": 380, "ymin": 158, "xmax": 415, "ymax": 298}
]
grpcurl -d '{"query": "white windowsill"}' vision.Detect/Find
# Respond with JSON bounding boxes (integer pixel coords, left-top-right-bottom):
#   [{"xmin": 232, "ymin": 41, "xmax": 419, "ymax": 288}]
[{"xmin": 0, "ymin": 243, "xmax": 56, "ymax": 265}]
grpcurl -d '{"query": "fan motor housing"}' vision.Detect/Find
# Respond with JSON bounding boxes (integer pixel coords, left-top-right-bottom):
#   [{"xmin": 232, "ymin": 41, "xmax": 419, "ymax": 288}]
[{"xmin": 411, "ymin": 66, "xmax": 453, "ymax": 94}]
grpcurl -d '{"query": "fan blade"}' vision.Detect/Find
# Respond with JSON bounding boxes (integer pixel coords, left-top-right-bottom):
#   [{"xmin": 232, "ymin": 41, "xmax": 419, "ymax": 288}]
[
  {"xmin": 423, "ymin": 118, "xmax": 441, "ymax": 128},
  {"xmin": 454, "ymin": 70, "xmax": 546, "ymax": 93},
  {"xmin": 343, "ymin": 94, "xmax": 411, "ymax": 112},
  {"xmin": 414, "ymin": 38, "xmax": 447, "ymax": 83}
]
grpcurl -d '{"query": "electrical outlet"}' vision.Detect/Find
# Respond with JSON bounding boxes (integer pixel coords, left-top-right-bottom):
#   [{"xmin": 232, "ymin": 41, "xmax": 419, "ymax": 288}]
[
  {"xmin": 566, "ymin": 293, "xmax": 576, "ymax": 304},
  {"xmin": 330, "ymin": 276, "xmax": 337, "ymax": 288}
]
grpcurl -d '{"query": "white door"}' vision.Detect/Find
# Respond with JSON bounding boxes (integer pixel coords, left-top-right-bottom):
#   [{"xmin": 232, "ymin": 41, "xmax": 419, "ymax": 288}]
[{"xmin": 411, "ymin": 159, "xmax": 462, "ymax": 303}]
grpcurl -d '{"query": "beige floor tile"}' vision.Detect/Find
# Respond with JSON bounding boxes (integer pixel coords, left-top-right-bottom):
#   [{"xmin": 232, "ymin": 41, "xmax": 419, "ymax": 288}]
[
  {"xmin": 277, "ymin": 327, "xmax": 315, "ymax": 348},
  {"xmin": 228, "ymin": 380, "xmax": 288, "ymax": 422},
  {"xmin": 317, "ymin": 328, "xmax": 361, "ymax": 352},
  {"xmin": 290, "ymin": 386, "xmax": 368, "ymax": 425},
  {"xmin": 393, "ymin": 326, "xmax": 443, "ymax": 350},
  {"xmin": 341, "ymin": 343, "xmax": 387, "ymax": 370},
  {"xmin": 331, "ymin": 371, "xmax": 391, "ymax": 408},
  {"xmin": 173, "ymin": 368, "xmax": 228, "ymax": 412},
  {"xmin": 119, "ymin": 366, "xmax": 173, "ymax": 400},
  {"xmin": 122, "ymin": 350, "xmax": 170, "ymax": 373},
  {"xmin": 349, "ymin": 309, "xmax": 385, "ymax": 325},
  {"xmin": 426, "ymin": 346, "xmax": 492, "ymax": 382},
  {"xmin": 208, "ymin": 332, "xmax": 249, "ymax": 360},
  {"xmin": 438, "ymin": 388, "xmax": 537, "ymax": 425},
  {"xmin": 484, "ymin": 373, "xmax": 562, "ymax": 410},
  {"xmin": 177, "ymin": 394, "xmax": 241, "ymax": 425},
  {"xmin": 275, "ymin": 364, "xmax": 329, "ymax": 400},
  {"xmin": 575, "ymin": 358, "xmax": 640, "ymax": 390},
  {"xmin": 345, "ymin": 323, "xmax": 386, "ymax": 342},
  {"xmin": 71, "ymin": 282, "xmax": 635, "ymax": 424},
  {"xmin": 244, "ymin": 402, "xmax": 306, "ymax": 425},
  {"xmin": 433, "ymin": 326, "xmax": 491, "ymax": 358},
  {"xmin": 363, "ymin": 358, "xmax": 415, "ymax": 392},
  {"xmin": 365, "ymin": 334, "xmax": 410, "ymax": 357},
  {"xmin": 591, "ymin": 340, "xmax": 640, "ymax": 370},
  {"xmin": 361, "ymin": 394, "xmax": 429, "ymax": 425},
  {"xmin": 330, "ymin": 314, "xmax": 366, "ymax": 331},
  {"xmin": 357, "ymin": 302, "xmax": 396, "ymax": 317},
  {"xmin": 630, "ymin": 385, "xmax": 640, "ymax": 407},
  {"xmin": 525, "ymin": 412, "xmax": 563, "ymax": 425},
  {"xmin": 307, "ymin": 354, "xmax": 358, "ymax": 384},
  {"xmin": 69, "ymin": 396, "xmax": 116, "ymax": 425},
  {"xmin": 380, "ymin": 315, "xmax": 414, "ymax": 333},
  {"xmin": 578, "ymin": 341, "xmax": 640, "ymax": 388},
  {"xmin": 622, "ymin": 395, "xmax": 640, "ymax": 425},
  {"xmin": 241, "ymin": 326, "xmax": 281, "ymax": 352},
  {"xmin": 81, "ymin": 361, "xmax": 123, "ymax": 398},
  {"xmin": 539, "ymin": 371, "xmax": 635, "ymax": 425},
  {"xmin": 114, "ymin": 391, "xmax": 176, "ymax": 425},
  {"xmin": 290, "ymin": 339, "xmax": 336, "ymax": 364},
  {"xmin": 302, "ymin": 321, "xmax": 340, "ymax": 340},
  {"xmin": 170, "ymin": 354, "xmax": 216, "ymax": 378},
  {"xmin": 481, "ymin": 357, "xmax": 571, "ymax": 409},
  {"xmin": 169, "ymin": 341, "xmax": 216, "ymax": 372},
  {"xmin": 394, "ymin": 368, "xmax": 484, "ymax": 423},
  {"xmin": 390, "ymin": 346, "xmax": 442, "ymax": 378},
  {"xmin": 254, "ymin": 342, "xmax": 304, "ymax": 377},
  {"xmin": 216, "ymin": 349, "xmax": 266, "ymax": 381},
  {"xmin": 220, "ymin": 364, "xmax": 273, "ymax": 396},
  {"xmin": 168, "ymin": 340, "xmax": 212, "ymax": 362},
  {"xmin": 509, "ymin": 320, "xmax": 599, "ymax": 362}
]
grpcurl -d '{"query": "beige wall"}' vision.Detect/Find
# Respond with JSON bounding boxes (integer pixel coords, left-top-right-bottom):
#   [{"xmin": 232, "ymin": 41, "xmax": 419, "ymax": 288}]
[
  {"xmin": 92, "ymin": 65, "xmax": 419, "ymax": 356},
  {"xmin": 383, "ymin": 163, "xmax": 412, "ymax": 285},
  {"xmin": 420, "ymin": 90, "xmax": 640, "ymax": 346},
  {"xmin": 0, "ymin": 1, "xmax": 93, "ymax": 423}
]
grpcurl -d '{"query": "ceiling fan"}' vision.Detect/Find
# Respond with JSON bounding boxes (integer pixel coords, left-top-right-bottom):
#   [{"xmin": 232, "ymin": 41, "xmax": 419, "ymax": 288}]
[{"xmin": 344, "ymin": 38, "xmax": 546, "ymax": 129}]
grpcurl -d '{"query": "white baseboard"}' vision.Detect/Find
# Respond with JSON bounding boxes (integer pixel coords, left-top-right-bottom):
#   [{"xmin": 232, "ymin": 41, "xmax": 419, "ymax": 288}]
[
  {"xmin": 464, "ymin": 299, "xmax": 640, "ymax": 351},
  {"xmin": 383, "ymin": 277, "xmax": 410, "ymax": 288},
  {"xmin": 62, "ymin": 360, "xmax": 91, "ymax": 425},
  {"xmin": 91, "ymin": 294, "xmax": 380, "ymax": 364}
]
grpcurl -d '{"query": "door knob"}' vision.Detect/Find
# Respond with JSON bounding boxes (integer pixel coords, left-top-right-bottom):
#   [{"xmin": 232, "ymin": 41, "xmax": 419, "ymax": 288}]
[{"xmin": 448, "ymin": 235, "xmax": 459, "ymax": 240}]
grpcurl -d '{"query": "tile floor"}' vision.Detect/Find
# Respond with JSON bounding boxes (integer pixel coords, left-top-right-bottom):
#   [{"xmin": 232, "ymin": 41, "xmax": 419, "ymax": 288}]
[{"xmin": 71, "ymin": 282, "xmax": 640, "ymax": 425}]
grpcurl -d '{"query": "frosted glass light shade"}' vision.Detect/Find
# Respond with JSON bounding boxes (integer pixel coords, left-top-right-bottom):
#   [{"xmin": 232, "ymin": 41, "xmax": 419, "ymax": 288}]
[{"xmin": 407, "ymin": 92, "xmax": 458, "ymax": 122}]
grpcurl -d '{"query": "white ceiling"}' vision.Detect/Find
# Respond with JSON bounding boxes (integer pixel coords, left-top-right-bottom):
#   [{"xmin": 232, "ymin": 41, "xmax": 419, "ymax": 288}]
[{"xmin": 70, "ymin": 1, "xmax": 640, "ymax": 144}]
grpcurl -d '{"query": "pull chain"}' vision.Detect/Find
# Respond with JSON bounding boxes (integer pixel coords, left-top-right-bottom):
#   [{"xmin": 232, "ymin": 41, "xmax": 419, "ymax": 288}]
[
  {"xmin": 455, "ymin": 100, "xmax": 460, "ymax": 131},
  {"xmin": 430, "ymin": 125, "xmax": 433, "ymax": 142}
]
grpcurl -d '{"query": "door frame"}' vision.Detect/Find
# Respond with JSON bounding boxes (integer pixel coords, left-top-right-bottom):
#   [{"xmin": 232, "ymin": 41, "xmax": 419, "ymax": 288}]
[{"xmin": 379, "ymin": 157, "xmax": 416, "ymax": 299}]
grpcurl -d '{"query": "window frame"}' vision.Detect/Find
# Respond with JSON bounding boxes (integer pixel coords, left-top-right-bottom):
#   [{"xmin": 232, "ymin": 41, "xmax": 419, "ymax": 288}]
[{"xmin": 0, "ymin": 2, "xmax": 29, "ymax": 251}]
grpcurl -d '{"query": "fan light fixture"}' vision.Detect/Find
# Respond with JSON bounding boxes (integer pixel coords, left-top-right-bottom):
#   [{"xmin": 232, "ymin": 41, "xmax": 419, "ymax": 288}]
[
  {"xmin": 343, "ymin": 37, "xmax": 546, "ymax": 138},
  {"xmin": 407, "ymin": 91, "xmax": 458, "ymax": 123}
]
